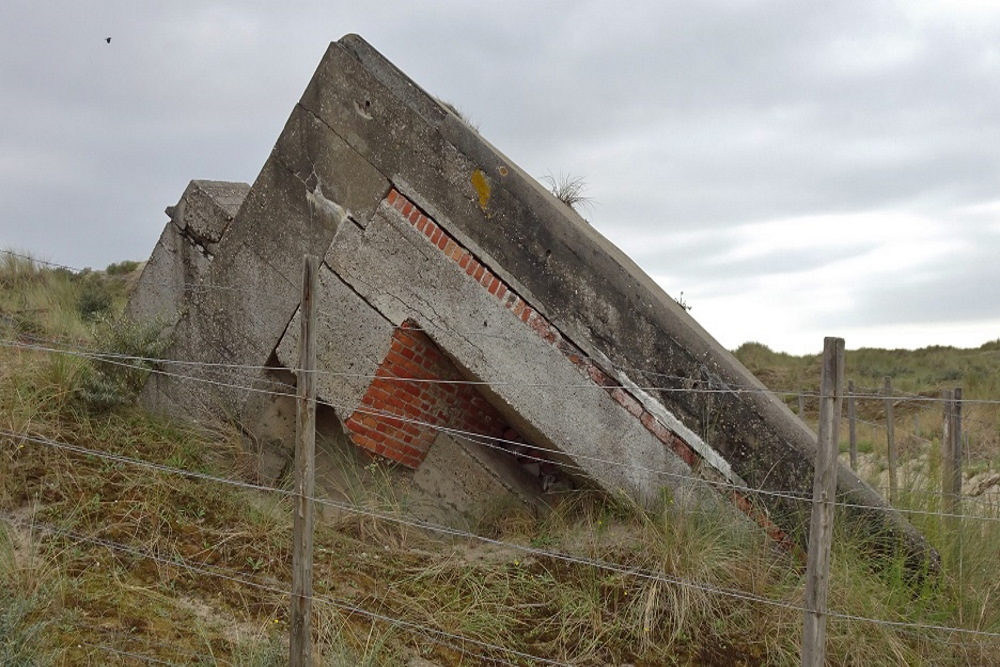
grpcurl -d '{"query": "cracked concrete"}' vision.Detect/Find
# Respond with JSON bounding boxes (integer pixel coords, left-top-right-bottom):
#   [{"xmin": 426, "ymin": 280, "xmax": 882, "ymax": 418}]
[{"xmin": 126, "ymin": 34, "xmax": 939, "ymax": 572}]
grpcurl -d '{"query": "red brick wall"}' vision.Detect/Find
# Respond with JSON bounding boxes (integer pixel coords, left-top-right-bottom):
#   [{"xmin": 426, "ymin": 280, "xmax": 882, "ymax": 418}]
[{"xmin": 344, "ymin": 321, "xmax": 513, "ymax": 468}]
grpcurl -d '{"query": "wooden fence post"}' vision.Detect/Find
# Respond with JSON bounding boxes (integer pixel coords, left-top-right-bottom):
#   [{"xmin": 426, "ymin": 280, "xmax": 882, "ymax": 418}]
[
  {"xmin": 941, "ymin": 388, "xmax": 963, "ymax": 566},
  {"xmin": 848, "ymin": 380, "xmax": 857, "ymax": 472},
  {"xmin": 290, "ymin": 255, "xmax": 319, "ymax": 667},
  {"xmin": 802, "ymin": 337, "xmax": 844, "ymax": 667},
  {"xmin": 884, "ymin": 376, "xmax": 897, "ymax": 503},
  {"xmin": 798, "ymin": 393, "xmax": 806, "ymax": 419}
]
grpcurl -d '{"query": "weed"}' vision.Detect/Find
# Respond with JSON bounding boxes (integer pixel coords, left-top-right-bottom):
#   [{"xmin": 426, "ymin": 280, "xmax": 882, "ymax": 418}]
[
  {"xmin": 435, "ymin": 98, "xmax": 479, "ymax": 131},
  {"xmin": 0, "ymin": 521, "xmax": 53, "ymax": 666},
  {"xmin": 674, "ymin": 290, "xmax": 692, "ymax": 311},
  {"xmin": 540, "ymin": 172, "xmax": 593, "ymax": 212}
]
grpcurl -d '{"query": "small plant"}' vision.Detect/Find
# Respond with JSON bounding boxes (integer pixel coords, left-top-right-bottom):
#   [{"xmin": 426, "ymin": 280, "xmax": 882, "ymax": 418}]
[
  {"xmin": 436, "ymin": 98, "xmax": 480, "ymax": 130},
  {"xmin": 541, "ymin": 172, "xmax": 593, "ymax": 213},
  {"xmin": 229, "ymin": 631, "xmax": 286, "ymax": 667},
  {"xmin": 674, "ymin": 291, "xmax": 692, "ymax": 312},
  {"xmin": 0, "ymin": 589, "xmax": 50, "ymax": 666},
  {"xmin": 0, "ymin": 523, "xmax": 52, "ymax": 666}
]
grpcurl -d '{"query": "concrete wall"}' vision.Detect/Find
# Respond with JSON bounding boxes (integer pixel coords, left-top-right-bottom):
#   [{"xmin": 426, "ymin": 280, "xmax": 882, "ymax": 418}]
[{"xmin": 127, "ymin": 34, "xmax": 937, "ymax": 570}]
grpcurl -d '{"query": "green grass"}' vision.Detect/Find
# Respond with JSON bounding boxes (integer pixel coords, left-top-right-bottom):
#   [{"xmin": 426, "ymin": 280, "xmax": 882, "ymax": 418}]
[
  {"xmin": 1, "ymin": 255, "xmax": 999, "ymax": 664},
  {"xmin": 736, "ymin": 340, "xmax": 1000, "ymax": 466}
]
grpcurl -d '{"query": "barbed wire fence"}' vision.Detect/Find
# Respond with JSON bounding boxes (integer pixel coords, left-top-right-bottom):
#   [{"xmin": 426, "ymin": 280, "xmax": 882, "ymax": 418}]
[{"xmin": 2, "ymin": 248, "xmax": 999, "ymax": 664}]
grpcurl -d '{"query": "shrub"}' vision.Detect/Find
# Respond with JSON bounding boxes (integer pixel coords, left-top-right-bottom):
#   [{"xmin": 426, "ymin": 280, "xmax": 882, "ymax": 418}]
[
  {"xmin": 75, "ymin": 275, "xmax": 115, "ymax": 321},
  {"xmin": 105, "ymin": 260, "xmax": 139, "ymax": 276},
  {"xmin": 77, "ymin": 315, "xmax": 170, "ymax": 412}
]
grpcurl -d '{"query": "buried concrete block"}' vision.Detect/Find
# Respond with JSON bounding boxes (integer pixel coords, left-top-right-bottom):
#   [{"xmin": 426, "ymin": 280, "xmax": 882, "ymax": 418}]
[
  {"xmin": 126, "ymin": 180, "xmax": 250, "ymax": 329},
  {"xmin": 408, "ymin": 432, "xmax": 542, "ymax": 530}
]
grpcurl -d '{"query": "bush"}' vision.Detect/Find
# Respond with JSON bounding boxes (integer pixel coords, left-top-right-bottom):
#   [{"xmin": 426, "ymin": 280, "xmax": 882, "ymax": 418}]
[
  {"xmin": 105, "ymin": 260, "xmax": 139, "ymax": 276},
  {"xmin": 77, "ymin": 315, "xmax": 170, "ymax": 412},
  {"xmin": 75, "ymin": 277, "xmax": 114, "ymax": 321}
]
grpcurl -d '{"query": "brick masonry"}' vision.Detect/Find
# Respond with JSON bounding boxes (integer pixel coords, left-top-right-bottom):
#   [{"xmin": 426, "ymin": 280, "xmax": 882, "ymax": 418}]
[
  {"xmin": 381, "ymin": 188, "xmax": 703, "ymax": 463},
  {"xmin": 344, "ymin": 321, "xmax": 514, "ymax": 468},
  {"xmin": 346, "ymin": 188, "xmax": 796, "ymax": 552}
]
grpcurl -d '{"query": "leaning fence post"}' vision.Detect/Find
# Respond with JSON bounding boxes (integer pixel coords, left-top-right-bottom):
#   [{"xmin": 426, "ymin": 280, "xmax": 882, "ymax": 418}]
[
  {"xmin": 802, "ymin": 337, "xmax": 844, "ymax": 667},
  {"xmin": 290, "ymin": 255, "xmax": 319, "ymax": 667},
  {"xmin": 884, "ymin": 376, "xmax": 897, "ymax": 503}
]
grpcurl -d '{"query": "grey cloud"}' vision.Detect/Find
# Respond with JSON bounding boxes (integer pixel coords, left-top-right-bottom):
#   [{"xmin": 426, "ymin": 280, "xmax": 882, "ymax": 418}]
[
  {"xmin": 2, "ymin": 0, "xmax": 999, "ymax": 354},
  {"xmin": 463, "ymin": 2, "xmax": 1000, "ymax": 240},
  {"xmin": 811, "ymin": 240, "xmax": 1000, "ymax": 328}
]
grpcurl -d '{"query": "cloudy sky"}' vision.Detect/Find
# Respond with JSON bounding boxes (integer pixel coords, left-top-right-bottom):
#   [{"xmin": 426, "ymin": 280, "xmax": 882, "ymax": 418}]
[{"xmin": 2, "ymin": 1, "xmax": 998, "ymax": 354}]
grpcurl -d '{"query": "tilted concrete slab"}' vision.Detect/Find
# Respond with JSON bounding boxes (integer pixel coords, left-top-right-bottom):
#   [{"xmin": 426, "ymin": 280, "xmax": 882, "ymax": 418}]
[{"xmin": 127, "ymin": 34, "xmax": 937, "ymax": 571}]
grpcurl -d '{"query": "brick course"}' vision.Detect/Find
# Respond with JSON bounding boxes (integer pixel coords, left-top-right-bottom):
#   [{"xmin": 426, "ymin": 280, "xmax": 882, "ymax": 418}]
[
  {"xmin": 354, "ymin": 188, "xmax": 797, "ymax": 552},
  {"xmin": 383, "ymin": 187, "xmax": 704, "ymax": 475},
  {"xmin": 344, "ymin": 320, "xmax": 520, "ymax": 468}
]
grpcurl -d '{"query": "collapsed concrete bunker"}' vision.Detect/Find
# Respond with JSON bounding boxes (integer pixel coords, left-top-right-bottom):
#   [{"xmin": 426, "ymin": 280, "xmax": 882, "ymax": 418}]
[{"xmin": 128, "ymin": 34, "xmax": 935, "ymax": 567}]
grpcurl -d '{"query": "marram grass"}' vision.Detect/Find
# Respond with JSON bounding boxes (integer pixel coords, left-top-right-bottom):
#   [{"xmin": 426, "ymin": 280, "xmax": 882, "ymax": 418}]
[{"xmin": 0, "ymin": 257, "xmax": 998, "ymax": 664}]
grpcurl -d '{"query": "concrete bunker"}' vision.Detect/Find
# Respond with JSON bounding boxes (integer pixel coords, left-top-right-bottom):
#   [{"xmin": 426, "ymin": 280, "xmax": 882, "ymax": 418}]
[{"xmin": 127, "ymin": 35, "xmax": 936, "ymax": 567}]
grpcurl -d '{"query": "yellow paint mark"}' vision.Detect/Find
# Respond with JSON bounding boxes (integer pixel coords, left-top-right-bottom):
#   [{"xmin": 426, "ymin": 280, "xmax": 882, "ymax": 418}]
[
  {"xmin": 471, "ymin": 169, "xmax": 491, "ymax": 211},
  {"xmin": 498, "ymin": 166, "xmax": 509, "ymax": 177}
]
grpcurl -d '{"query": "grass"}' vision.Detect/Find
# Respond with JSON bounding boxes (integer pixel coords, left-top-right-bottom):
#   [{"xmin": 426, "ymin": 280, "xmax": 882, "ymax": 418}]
[
  {"xmin": 1, "ymin": 253, "xmax": 999, "ymax": 664},
  {"xmin": 735, "ymin": 340, "xmax": 1000, "ymax": 467},
  {"xmin": 540, "ymin": 172, "xmax": 593, "ymax": 213}
]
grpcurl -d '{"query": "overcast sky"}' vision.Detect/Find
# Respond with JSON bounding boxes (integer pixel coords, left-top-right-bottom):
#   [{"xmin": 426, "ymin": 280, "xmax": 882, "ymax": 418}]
[{"xmin": 2, "ymin": 1, "xmax": 998, "ymax": 354}]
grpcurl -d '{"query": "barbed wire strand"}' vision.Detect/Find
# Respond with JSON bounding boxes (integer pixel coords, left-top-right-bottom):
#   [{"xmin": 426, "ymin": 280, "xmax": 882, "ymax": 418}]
[
  {"xmin": 28, "ymin": 521, "xmax": 570, "ymax": 667},
  {"xmin": 0, "ymin": 335, "xmax": 833, "ymax": 402},
  {"xmin": 4, "ymin": 428, "xmax": 1000, "ymax": 643},
  {"xmin": 0, "ymin": 248, "xmax": 255, "ymax": 297},
  {"xmin": 6, "ymin": 304, "xmax": 1000, "ymax": 408},
  {"xmin": 4, "ymin": 341, "xmax": 1000, "ymax": 523},
  {"xmin": 9, "ymin": 330, "xmax": 997, "ymax": 498},
  {"xmin": 6, "ymin": 247, "xmax": 1000, "ymax": 407}
]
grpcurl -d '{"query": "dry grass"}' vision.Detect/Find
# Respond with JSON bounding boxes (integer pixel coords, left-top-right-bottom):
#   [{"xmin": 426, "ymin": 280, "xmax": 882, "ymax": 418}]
[
  {"xmin": 540, "ymin": 172, "xmax": 593, "ymax": 213},
  {"xmin": 2, "ymin": 256, "xmax": 999, "ymax": 664}
]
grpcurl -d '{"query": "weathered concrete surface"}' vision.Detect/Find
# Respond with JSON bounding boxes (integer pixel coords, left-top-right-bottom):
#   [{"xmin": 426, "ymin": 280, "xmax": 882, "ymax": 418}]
[
  {"xmin": 274, "ymin": 263, "xmax": 395, "ymax": 423},
  {"xmin": 167, "ymin": 179, "xmax": 247, "ymax": 251},
  {"xmin": 320, "ymin": 202, "xmax": 707, "ymax": 509},
  {"xmin": 325, "ymin": 35, "xmax": 935, "ymax": 569},
  {"xmin": 409, "ymin": 432, "xmax": 540, "ymax": 530},
  {"xmin": 128, "ymin": 34, "xmax": 937, "ymax": 571},
  {"xmin": 126, "ymin": 180, "xmax": 249, "ymax": 330}
]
